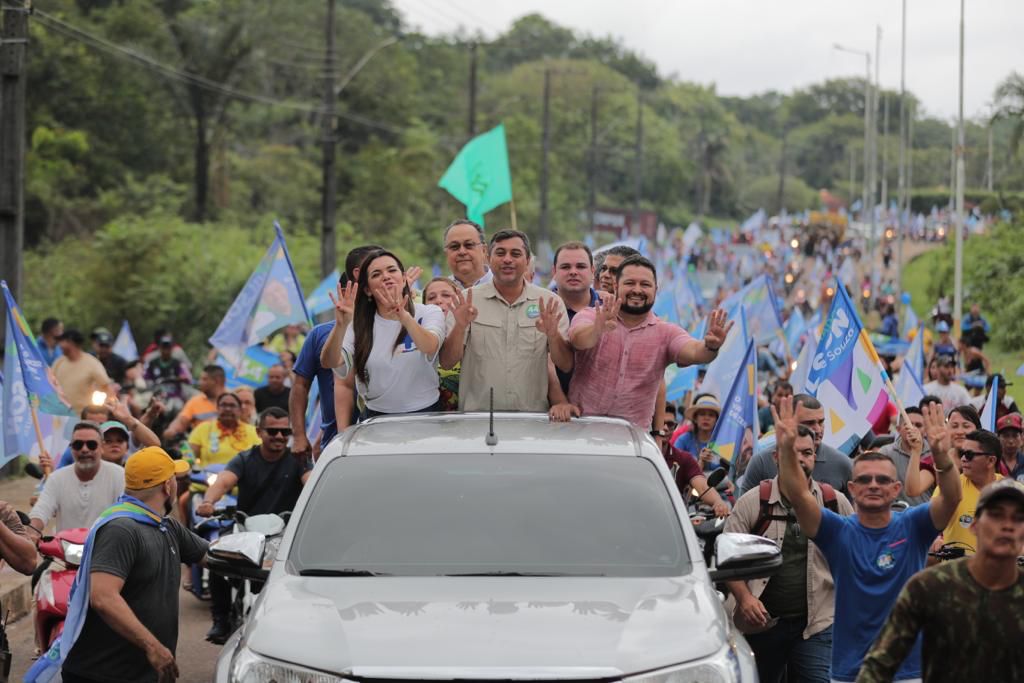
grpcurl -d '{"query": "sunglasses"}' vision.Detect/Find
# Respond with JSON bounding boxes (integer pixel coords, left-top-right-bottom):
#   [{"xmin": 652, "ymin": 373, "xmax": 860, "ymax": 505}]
[
  {"xmin": 262, "ymin": 427, "xmax": 293, "ymax": 437},
  {"xmin": 664, "ymin": 421, "xmax": 678, "ymax": 431},
  {"xmin": 852, "ymin": 474, "xmax": 896, "ymax": 486},
  {"xmin": 71, "ymin": 440, "xmax": 99, "ymax": 451},
  {"xmin": 959, "ymin": 449, "xmax": 995, "ymax": 461}
]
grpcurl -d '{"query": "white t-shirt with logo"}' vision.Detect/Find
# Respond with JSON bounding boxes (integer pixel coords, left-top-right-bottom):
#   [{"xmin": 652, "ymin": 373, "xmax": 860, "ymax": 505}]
[{"xmin": 340, "ymin": 303, "xmax": 445, "ymax": 413}]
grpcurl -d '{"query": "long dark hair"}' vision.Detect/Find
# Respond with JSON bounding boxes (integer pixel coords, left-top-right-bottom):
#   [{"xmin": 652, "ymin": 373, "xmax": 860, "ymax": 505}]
[{"xmin": 353, "ymin": 249, "xmax": 415, "ymax": 386}]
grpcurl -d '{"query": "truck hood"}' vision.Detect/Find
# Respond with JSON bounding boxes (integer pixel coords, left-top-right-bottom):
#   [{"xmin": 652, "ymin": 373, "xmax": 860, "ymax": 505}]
[{"xmin": 242, "ymin": 573, "xmax": 727, "ymax": 679}]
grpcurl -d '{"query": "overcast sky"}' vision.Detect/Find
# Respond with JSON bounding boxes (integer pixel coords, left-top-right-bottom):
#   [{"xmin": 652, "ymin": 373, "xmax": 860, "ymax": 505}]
[{"xmin": 393, "ymin": 0, "xmax": 1018, "ymax": 121}]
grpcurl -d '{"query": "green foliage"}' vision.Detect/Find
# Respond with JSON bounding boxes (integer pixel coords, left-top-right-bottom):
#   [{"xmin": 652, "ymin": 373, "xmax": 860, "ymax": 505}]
[
  {"xmin": 908, "ymin": 189, "xmax": 1024, "ymax": 214},
  {"xmin": 739, "ymin": 176, "xmax": 818, "ymax": 215},
  {"xmin": 903, "ymin": 222, "xmax": 1024, "ymax": 350}
]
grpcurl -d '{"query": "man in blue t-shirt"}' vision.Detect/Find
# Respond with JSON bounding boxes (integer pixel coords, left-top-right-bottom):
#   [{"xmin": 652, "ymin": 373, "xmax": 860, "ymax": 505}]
[{"xmin": 774, "ymin": 400, "xmax": 962, "ymax": 683}]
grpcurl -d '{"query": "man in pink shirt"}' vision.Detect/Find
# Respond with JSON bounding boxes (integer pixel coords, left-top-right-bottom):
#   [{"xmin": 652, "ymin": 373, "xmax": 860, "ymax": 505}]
[{"xmin": 568, "ymin": 255, "xmax": 731, "ymax": 432}]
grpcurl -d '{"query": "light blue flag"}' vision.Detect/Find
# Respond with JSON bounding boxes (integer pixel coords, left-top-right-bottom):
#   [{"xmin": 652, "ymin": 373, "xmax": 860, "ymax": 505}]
[
  {"xmin": 894, "ymin": 363, "xmax": 925, "ymax": 410},
  {"xmin": 784, "ymin": 309, "xmax": 806, "ymax": 354},
  {"xmin": 806, "ymin": 281, "xmax": 865, "ymax": 398},
  {"xmin": 708, "ymin": 339, "xmax": 758, "ymax": 466},
  {"xmin": 699, "ymin": 306, "xmax": 750, "ymax": 403},
  {"xmin": 209, "ymin": 222, "xmax": 311, "ymax": 365},
  {"xmin": 903, "ymin": 306, "xmax": 919, "ymax": 339},
  {"xmin": 306, "ymin": 269, "xmax": 340, "ymax": 317},
  {"xmin": 980, "ymin": 375, "xmax": 998, "ymax": 431},
  {"xmin": 3, "ymin": 282, "xmax": 72, "ymax": 465},
  {"xmin": 653, "ymin": 285, "xmax": 679, "ymax": 325},
  {"xmin": 217, "ymin": 346, "xmax": 283, "ymax": 390},
  {"xmin": 665, "ymin": 317, "xmax": 708, "ymax": 403},
  {"xmin": 720, "ymin": 274, "xmax": 784, "ymax": 345},
  {"xmin": 112, "ymin": 320, "xmax": 138, "ymax": 362},
  {"xmin": 789, "ymin": 330, "xmax": 819, "ymax": 394},
  {"xmin": 904, "ymin": 326, "xmax": 925, "ymax": 380}
]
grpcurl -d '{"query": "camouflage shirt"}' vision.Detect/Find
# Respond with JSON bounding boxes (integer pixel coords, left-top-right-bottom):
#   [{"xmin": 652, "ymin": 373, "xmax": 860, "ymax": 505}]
[{"xmin": 857, "ymin": 558, "xmax": 1024, "ymax": 682}]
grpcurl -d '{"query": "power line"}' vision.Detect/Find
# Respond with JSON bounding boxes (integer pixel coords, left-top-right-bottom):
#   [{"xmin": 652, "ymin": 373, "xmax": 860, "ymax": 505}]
[{"xmin": 29, "ymin": 7, "xmax": 429, "ymax": 138}]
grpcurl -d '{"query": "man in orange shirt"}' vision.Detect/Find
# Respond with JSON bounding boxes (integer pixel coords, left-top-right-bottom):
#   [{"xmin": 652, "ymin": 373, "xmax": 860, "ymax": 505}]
[{"xmin": 162, "ymin": 365, "xmax": 225, "ymax": 440}]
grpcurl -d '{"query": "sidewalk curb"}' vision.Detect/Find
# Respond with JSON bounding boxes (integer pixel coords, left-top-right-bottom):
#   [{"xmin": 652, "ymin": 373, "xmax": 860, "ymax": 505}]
[{"xmin": 0, "ymin": 572, "xmax": 33, "ymax": 624}]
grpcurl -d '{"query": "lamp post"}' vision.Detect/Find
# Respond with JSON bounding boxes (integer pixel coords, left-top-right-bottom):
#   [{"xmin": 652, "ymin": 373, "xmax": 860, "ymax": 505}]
[
  {"xmin": 834, "ymin": 42, "xmax": 873, "ymax": 243},
  {"xmin": 953, "ymin": 0, "xmax": 966, "ymax": 335}
]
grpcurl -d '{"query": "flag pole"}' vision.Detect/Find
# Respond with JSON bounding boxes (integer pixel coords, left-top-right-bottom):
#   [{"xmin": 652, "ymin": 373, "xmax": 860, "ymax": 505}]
[
  {"xmin": 509, "ymin": 198, "xmax": 518, "ymax": 232},
  {"xmin": 29, "ymin": 396, "xmax": 51, "ymax": 476}
]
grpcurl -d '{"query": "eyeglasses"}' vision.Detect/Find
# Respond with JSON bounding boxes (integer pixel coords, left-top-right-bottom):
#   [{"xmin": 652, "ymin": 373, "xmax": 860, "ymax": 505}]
[
  {"xmin": 664, "ymin": 421, "xmax": 678, "ymax": 431},
  {"xmin": 959, "ymin": 449, "xmax": 995, "ymax": 461},
  {"xmin": 262, "ymin": 427, "xmax": 293, "ymax": 437},
  {"xmin": 445, "ymin": 240, "xmax": 483, "ymax": 253},
  {"xmin": 71, "ymin": 440, "xmax": 99, "ymax": 451},
  {"xmin": 599, "ymin": 265, "xmax": 619, "ymax": 276},
  {"xmin": 852, "ymin": 474, "xmax": 896, "ymax": 486}
]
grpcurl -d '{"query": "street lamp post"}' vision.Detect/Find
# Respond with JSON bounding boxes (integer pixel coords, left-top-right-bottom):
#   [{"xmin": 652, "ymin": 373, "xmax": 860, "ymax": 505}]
[
  {"xmin": 953, "ymin": 0, "xmax": 966, "ymax": 334},
  {"xmin": 833, "ymin": 42, "xmax": 873, "ymax": 251}
]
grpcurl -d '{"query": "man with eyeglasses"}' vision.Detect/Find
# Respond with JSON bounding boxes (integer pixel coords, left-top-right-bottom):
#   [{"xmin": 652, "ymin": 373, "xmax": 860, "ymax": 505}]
[
  {"xmin": 933, "ymin": 429, "xmax": 1003, "ymax": 556},
  {"xmin": 442, "ymin": 229, "xmax": 571, "ymax": 412},
  {"xmin": 443, "ymin": 219, "xmax": 492, "ymax": 290},
  {"xmin": 774, "ymin": 398, "xmax": 961, "ymax": 683},
  {"xmin": 594, "ymin": 245, "xmax": 640, "ymax": 295},
  {"xmin": 196, "ymin": 407, "xmax": 312, "ymax": 643},
  {"xmin": 857, "ymin": 479, "xmax": 1024, "ymax": 682},
  {"xmin": 30, "ymin": 422, "xmax": 126, "ymax": 533}
]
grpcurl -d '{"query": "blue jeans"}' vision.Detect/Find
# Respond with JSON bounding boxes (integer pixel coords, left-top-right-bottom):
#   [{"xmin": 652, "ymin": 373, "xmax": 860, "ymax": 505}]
[{"xmin": 745, "ymin": 618, "xmax": 832, "ymax": 683}]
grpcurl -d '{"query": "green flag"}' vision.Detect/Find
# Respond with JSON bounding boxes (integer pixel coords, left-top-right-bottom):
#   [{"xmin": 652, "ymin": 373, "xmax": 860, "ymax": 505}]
[{"xmin": 438, "ymin": 124, "xmax": 512, "ymax": 226}]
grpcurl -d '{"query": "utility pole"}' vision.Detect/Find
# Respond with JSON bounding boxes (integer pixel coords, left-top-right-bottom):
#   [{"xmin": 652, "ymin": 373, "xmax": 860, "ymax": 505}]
[
  {"xmin": 849, "ymin": 146, "xmax": 856, "ymax": 207},
  {"xmin": 587, "ymin": 85, "xmax": 599, "ymax": 234},
  {"xmin": 986, "ymin": 117, "xmax": 994, "ymax": 192},
  {"xmin": 896, "ymin": 0, "xmax": 907, "ymax": 295},
  {"xmin": 467, "ymin": 42, "xmax": 478, "ymax": 138},
  {"xmin": 0, "ymin": 0, "xmax": 28, "ymax": 316},
  {"xmin": 881, "ymin": 93, "xmax": 889, "ymax": 212},
  {"xmin": 907, "ymin": 102, "xmax": 915, "ymax": 218},
  {"xmin": 319, "ymin": 0, "xmax": 337, "ymax": 279},
  {"xmin": 633, "ymin": 85, "xmax": 643, "ymax": 230},
  {"xmin": 948, "ymin": 126, "xmax": 956, "ymax": 211},
  {"xmin": 868, "ymin": 25, "xmax": 880, "ymax": 268},
  {"xmin": 953, "ymin": 0, "xmax": 966, "ymax": 334},
  {"xmin": 538, "ymin": 67, "xmax": 551, "ymax": 256},
  {"xmin": 776, "ymin": 129, "xmax": 788, "ymax": 214}
]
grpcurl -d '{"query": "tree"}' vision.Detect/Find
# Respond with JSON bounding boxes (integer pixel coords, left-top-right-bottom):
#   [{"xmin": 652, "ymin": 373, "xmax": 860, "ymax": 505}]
[{"xmin": 994, "ymin": 71, "xmax": 1024, "ymax": 157}]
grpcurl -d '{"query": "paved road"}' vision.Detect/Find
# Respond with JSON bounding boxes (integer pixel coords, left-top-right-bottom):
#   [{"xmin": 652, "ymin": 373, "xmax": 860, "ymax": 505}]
[{"xmin": 6, "ymin": 572, "xmax": 225, "ymax": 682}]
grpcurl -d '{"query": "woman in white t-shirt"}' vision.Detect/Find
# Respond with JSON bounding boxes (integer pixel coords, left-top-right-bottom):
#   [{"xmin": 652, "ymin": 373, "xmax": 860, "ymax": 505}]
[{"xmin": 321, "ymin": 249, "xmax": 445, "ymax": 418}]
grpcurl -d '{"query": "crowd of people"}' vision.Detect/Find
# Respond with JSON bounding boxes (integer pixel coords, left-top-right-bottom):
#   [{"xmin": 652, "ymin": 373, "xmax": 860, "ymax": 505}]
[{"xmin": 1, "ymin": 216, "xmax": 1021, "ymax": 683}]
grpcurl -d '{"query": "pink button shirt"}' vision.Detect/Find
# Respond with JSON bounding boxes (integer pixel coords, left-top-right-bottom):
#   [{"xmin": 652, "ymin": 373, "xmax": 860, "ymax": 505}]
[{"xmin": 568, "ymin": 308, "xmax": 691, "ymax": 428}]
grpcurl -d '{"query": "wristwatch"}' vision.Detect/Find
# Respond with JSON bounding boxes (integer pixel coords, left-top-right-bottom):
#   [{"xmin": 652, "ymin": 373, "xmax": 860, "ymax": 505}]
[{"xmin": 650, "ymin": 429, "xmax": 668, "ymax": 438}]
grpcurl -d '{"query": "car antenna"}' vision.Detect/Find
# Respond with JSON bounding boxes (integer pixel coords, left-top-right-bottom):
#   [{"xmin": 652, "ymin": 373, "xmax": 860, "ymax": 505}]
[{"xmin": 485, "ymin": 387, "xmax": 498, "ymax": 446}]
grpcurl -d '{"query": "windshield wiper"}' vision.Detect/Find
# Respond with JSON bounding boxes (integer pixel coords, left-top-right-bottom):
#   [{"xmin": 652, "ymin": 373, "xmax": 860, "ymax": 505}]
[
  {"xmin": 443, "ymin": 571, "xmax": 595, "ymax": 577},
  {"xmin": 298, "ymin": 568, "xmax": 390, "ymax": 577}
]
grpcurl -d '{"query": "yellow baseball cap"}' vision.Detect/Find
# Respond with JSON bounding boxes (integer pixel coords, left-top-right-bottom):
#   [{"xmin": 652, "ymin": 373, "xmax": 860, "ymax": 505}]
[{"xmin": 124, "ymin": 447, "xmax": 190, "ymax": 489}]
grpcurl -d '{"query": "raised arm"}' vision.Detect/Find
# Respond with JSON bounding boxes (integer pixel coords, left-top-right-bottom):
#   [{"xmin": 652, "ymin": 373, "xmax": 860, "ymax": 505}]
[
  {"xmin": 905, "ymin": 408, "xmax": 937, "ymax": 498},
  {"xmin": 320, "ymin": 281, "xmax": 357, "ymax": 370},
  {"xmin": 440, "ymin": 288, "xmax": 476, "ymax": 370},
  {"xmin": 773, "ymin": 402, "xmax": 823, "ymax": 539},
  {"xmin": 379, "ymin": 286, "xmax": 441, "ymax": 357},
  {"xmin": 675, "ymin": 309, "xmax": 731, "ymax": 367},
  {"xmin": 569, "ymin": 297, "xmax": 619, "ymax": 350},
  {"xmin": 925, "ymin": 403, "xmax": 963, "ymax": 530}
]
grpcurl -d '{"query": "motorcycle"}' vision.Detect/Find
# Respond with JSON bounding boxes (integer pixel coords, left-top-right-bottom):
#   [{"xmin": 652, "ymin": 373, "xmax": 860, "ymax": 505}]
[
  {"xmin": 206, "ymin": 509, "xmax": 289, "ymax": 638},
  {"xmin": 186, "ymin": 463, "xmax": 237, "ymax": 601},
  {"xmin": 32, "ymin": 527, "xmax": 89, "ymax": 649},
  {"xmin": 686, "ymin": 468, "xmax": 729, "ymax": 568}
]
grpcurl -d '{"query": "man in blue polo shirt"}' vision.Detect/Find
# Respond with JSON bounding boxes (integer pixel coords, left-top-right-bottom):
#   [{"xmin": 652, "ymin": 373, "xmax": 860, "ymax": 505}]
[{"xmin": 774, "ymin": 399, "xmax": 962, "ymax": 682}]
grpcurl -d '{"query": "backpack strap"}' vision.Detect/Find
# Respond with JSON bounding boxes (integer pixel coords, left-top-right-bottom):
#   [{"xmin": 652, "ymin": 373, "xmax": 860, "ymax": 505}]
[
  {"xmin": 819, "ymin": 482, "xmax": 839, "ymax": 514},
  {"xmin": 752, "ymin": 479, "xmax": 799, "ymax": 536}
]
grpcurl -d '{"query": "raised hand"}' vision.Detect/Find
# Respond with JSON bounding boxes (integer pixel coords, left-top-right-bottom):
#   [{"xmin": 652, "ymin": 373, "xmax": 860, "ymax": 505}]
[
  {"xmin": 405, "ymin": 266, "xmax": 423, "ymax": 289},
  {"xmin": 593, "ymin": 296, "xmax": 621, "ymax": 333},
  {"xmin": 771, "ymin": 397, "xmax": 799, "ymax": 454},
  {"xmin": 535, "ymin": 297, "xmax": 564, "ymax": 338},
  {"xmin": 902, "ymin": 421, "xmax": 924, "ymax": 455},
  {"xmin": 921, "ymin": 402, "xmax": 950, "ymax": 456},
  {"xmin": 703, "ymin": 308, "xmax": 733, "ymax": 350},
  {"xmin": 376, "ymin": 283, "xmax": 410, "ymax": 319},
  {"xmin": 328, "ymin": 281, "xmax": 359, "ymax": 328},
  {"xmin": 451, "ymin": 288, "xmax": 478, "ymax": 328},
  {"xmin": 106, "ymin": 395, "xmax": 133, "ymax": 424}
]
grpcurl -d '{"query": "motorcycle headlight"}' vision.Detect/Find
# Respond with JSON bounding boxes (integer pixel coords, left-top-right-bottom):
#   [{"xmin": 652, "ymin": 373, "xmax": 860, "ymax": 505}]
[
  {"xmin": 61, "ymin": 540, "xmax": 85, "ymax": 566},
  {"xmin": 231, "ymin": 645, "xmax": 345, "ymax": 683},
  {"xmin": 623, "ymin": 644, "xmax": 741, "ymax": 683}
]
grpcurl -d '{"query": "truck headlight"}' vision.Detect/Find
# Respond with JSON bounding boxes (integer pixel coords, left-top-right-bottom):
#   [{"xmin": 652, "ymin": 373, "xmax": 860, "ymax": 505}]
[
  {"xmin": 623, "ymin": 644, "xmax": 741, "ymax": 683},
  {"xmin": 231, "ymin": 645, "xmax": 344, "ymax": 683}
]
